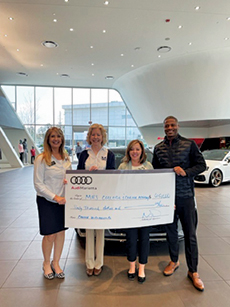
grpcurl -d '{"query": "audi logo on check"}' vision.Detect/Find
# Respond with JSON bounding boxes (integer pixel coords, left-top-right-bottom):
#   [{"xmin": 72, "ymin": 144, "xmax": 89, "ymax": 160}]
[{"xmin": 70, "ymin": 176, "xmax": 93, "ymax": 185}]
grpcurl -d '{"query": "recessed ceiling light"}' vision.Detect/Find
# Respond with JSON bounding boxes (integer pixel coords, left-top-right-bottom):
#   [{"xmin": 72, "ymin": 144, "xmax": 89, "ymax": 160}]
[
  {"xmin": 64, "ymin": 0, "xmax": 69, "ymax": 2},
  {"xmin": 70, "ymin": 28, "xmax": 74, "ymax": 31},
  {"xmin": 53, "ymin": 19, "xmax": 57, "ymax": 22},
  {"xmin": 227, "ymin": 17, "xmax": 230, "ymax": 21},
  {"xmin": 104, "ymin": 1, "xmax": 109, "ymax": 5},
  {"xmin": 103, "ymin": 30, "xmax": 106, "ymax": 33},
  {"xmin": 121, "ymin": 54, "xmax": 124, "ymax": 56},
  {"xmin": 195, "ymin": 6, "xmax": 200, "ymax": 10},
  {"xmin": 42, "ymin": 40, "xmax": 58, "ymax": 48},
  {"xmin": 4, "ymin": 34, "xmax": 7, "ymax": 37},
  {"xmin": 188, "ymin": 42, "xmax": 192, "ymax": 45},
  {"xmin": 131, "ymin": 65, "xmax": 134, "ymax": 67},
  {"xmin": 17, "ymin": 72, "xmax": 28, "ymax": 77},
  {"xmin": 91, "ymin": 63, "xmax": 94, "ymax": 66},
  {"xmin": 157, "ymin": 46, "xmax": 171, "ymax": 53},
  {"xmin": 178, "ymin": 25, "xmax": 183, "ymax": 29},
  {"xmin": 17, "ymin": 49, "xmax": 19, "ymax": 52},
  {"xmin": 224, "ymin": 37, "xmax": 229, "ymax": 40},
  {"xmin": 105, "ymin": 76, "xmax": 114, "ymax": 80},
  {"xmin": 90, "ymin": 46, "xmax": 94, "ymax": 49},
  {"xmin": 158, "ymin": 55, "xmax": 161, "ymax": 58},
  {"xmin": 8, "ymin": 17, "xmax": 14, "ymax": 21},
  {"xmin": 60, "ymin": 74, "xmax": 70, "ymax": 78},
  {"xmin": 92, "ymin": 74, "xmax": 95, "ymax": 76},
  {"xmin": 40, "ymin": 64, "xmax": 44, "ymax": 66}
]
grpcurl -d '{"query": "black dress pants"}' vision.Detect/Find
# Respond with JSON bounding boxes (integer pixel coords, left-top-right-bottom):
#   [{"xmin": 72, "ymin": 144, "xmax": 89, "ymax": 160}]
[
  {"xmin": 125, "ymin": 226, "xmax": 151, "ymax": 264},
  {"xmin": 165, "ymin": 197, "xmax": 198, "ymax": 272}
]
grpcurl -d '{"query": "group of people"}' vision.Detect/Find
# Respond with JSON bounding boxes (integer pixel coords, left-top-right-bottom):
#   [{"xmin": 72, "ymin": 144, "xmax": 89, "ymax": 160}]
[
  {"xmin": 18, "ymin": 138, "xmax": 36, "ymax": 164},
  {"xmin": 33, "ymin": 116, "xmax": 206, "ymax": 292}
]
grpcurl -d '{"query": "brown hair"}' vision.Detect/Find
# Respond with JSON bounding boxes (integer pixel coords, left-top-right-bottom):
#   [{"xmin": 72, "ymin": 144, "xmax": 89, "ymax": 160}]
[
  {"xmin": 122, "ymin": 139, "xmax": 147, "ymax": 164},
  {"xmin": 86, "ymin": 123, "xmax": 107, "ymax": 146},
  {"xmin": 40, "ymin": 127, "xmax": 67, "ymax": 165}
]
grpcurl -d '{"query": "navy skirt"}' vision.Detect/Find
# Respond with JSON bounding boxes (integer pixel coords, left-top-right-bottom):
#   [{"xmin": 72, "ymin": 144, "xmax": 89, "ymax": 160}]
[{"xmin": 37, "ymin": 196, "xmax": 68, "ymax": 235}]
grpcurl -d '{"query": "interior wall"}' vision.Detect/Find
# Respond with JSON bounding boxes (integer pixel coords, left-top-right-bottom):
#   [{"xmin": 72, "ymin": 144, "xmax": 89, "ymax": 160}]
[
  {"xmin": 140, "ymin": 126, "xmax": 209, "ymax": 148},
  {"xmin": 114, "ymin": 48, "xmax": 230, "ymax": 128}
]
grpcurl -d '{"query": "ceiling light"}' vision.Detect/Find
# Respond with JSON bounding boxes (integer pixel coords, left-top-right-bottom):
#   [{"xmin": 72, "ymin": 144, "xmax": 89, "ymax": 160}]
[
  {"xmin": 157, "ymin": 46, "xmax": 171, "ymax": 53},
  {"xmin": 158, "ymin": 55, "xmax": 161, "ymax": 58},
  {"xmin": 42, "ymin": 40, "xmax": 58, "ymax": 48},
  {"xmin": 92, "ymin": 74, "xmax": 95, "ymax": 76},
  {"xmin": 178, "ymin": 25, "xmax": 183, "ymax": 29},
  {"xmin": 189, "ymin": 42, "xmax": 192, "ymax": 45},
  {"xmin": 104, "ymin": 1, "xmax": 109, "ymax": 5},
  {"xmin": 131, "ymin": 65, "xmax": 134, "ymax": 68},
  {"xmin": 195, "ymin": 6, "xmax": 200, "ymax": 10},
  {"xmin": 103, "ymin": 30, "xmax": 106, "ymax": 33},
  {"xmin": 121, "ymin": 54, "xmax": 124, "ymax": 56},
  {"xmin": 17, "ymin": 49, "xmax": 19, "ymax": 52},
  {"xmin": 90, "ymin": 46, "xmax": 94, "ymax": 49},
  {"xmin": 8, "ymin": 17, "xmax": 14, "ymax": 21},
  {"xmin": 91, "ymin": 63, "xmax": 94, "ymax": 66},
  {"xmin": 53, "ymin": 19, "xmax": 57, "ymax": 22},
  {"xmin": 134, "ymin": 47, "xmax": 141, "ymax": 50},
  {"xmin": 70, "ymin": 28, "xmax": 74, "ymax": 31},
  {"xmin": 60, "ymin": 74, "xmax": 70, "ymax": 78},
  {"xmin": 227, "ymin": 17, "xmax": 230, "ymax": 21},
  {"xmin": 17, "ymin": 72, "xmax": 28, "ymax": 77},
  {"xmin": 64, "ymin": 0, "xmax": 69, "ymax": 2},
  {"xmin": 105, "ymin": 76, "xmax": 114, "ymax": 80},
  {"xmin": 224, "ymin": 37, "xmax": 229, "ymax": 40}
]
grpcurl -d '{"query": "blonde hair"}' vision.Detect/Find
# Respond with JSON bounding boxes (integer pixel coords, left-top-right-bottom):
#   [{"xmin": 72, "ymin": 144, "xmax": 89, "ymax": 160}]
[
  {"xmin": 86, "ymin": 123, "xmax": 107, "ymax": 146},
  {"xmin": 122, "ymin": 139, "xmax": 147, "ymax": 164},
  {"xmin": 40, "ymin": 127, "xmax": 67, "ymax": 165}
]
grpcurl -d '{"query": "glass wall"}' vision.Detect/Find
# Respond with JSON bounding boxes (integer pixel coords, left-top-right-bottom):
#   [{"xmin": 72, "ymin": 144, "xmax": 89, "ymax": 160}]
[{"xmin": 1, "ymin": 85, "xmax": 146, "ymax": 152}]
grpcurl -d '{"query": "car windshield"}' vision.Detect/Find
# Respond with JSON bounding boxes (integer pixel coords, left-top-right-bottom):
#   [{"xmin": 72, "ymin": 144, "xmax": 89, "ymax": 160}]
[{"xmin": 202, "ymin": 150, "xmax": 229, "ymax": 161}]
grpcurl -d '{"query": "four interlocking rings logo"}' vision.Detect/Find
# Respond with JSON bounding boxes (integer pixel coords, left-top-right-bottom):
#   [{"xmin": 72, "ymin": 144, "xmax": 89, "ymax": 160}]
[{"xmin": 70, "ymin": 176, "xmax": 93, "ymax": 185}]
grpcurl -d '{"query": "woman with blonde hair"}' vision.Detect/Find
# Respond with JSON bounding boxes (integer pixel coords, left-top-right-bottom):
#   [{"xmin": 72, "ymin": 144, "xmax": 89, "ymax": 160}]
[
  {"xmin": 78, "ymin": 123, "xmax": 115, "ymax": 276},
  {"xmin": 34, "ymin": 127, "xmax": 71, "ymax": 279},
  {"xmin": 118, "ymin": 139, "xmax": 153, "ymax": 283}
]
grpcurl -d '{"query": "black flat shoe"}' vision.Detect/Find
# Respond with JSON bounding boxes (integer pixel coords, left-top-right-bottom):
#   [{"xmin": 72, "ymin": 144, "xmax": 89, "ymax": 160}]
[
  {"xmin": 138, "ymin": 276, "xmax": 146, "ymax": 284},
  {"xmin": 42, "ymin": 267, "xmax": 54, "ymax": 280},
  {"xmin": 127, "ymin": 270, "xmax": 136, "ymax": 280},
  {"xmin": 51, "ymin": 261, "xmax": 65, "ymax": 279}
]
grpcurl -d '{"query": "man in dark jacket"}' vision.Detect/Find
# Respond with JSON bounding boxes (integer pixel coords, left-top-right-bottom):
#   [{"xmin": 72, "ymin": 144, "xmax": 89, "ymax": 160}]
[{"xmin": 152, "ymin": 116, "xmax": 206, "ymax": 291}]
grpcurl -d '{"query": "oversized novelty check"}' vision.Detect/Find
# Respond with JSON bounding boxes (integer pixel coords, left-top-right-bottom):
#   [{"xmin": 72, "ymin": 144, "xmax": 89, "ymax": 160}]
[{"xmin": 65, "ymin": 169, "xmax": 175, "ymax": 229}]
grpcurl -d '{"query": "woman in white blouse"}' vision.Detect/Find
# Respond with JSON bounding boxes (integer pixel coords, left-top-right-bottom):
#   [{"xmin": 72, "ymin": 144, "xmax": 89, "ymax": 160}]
[
  {"xmin": 34, "ymin": 127, "xmax": 71, "ymax": 280},
  {"xmin": 77, "ymin": 123, "xmax": 115, "ymax": 276},
  {"xmin": 118, "ymin": 139, "xmax": 153, "ymax": 283}
]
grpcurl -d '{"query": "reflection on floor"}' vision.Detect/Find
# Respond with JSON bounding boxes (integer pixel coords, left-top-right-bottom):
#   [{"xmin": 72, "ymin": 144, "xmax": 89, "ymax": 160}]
[{"xmin": 1, "ymin": 166, "xmax": 230, "ymax": 307}]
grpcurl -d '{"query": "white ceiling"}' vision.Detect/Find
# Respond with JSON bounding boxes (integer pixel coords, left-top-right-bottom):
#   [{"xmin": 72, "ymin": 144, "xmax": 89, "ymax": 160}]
[{"xmin": 1, "ymin": 0, "xmax": 230, "ymax": 128}]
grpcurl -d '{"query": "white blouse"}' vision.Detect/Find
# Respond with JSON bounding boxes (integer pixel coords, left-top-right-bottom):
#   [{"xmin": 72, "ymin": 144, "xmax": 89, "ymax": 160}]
[
  {"xmin": 85, "ymin": 147, "xmax": 108, "ymax": 170},
  {"xmin": 34, "ymin": 154, "xmax": 71, "ymax": 202}
]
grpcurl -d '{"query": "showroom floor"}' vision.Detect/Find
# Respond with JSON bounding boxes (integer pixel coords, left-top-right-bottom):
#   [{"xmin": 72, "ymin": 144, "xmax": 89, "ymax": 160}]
[{"xmin": 1, "ymin": 166, "xmax": 230, "ymax": 307}]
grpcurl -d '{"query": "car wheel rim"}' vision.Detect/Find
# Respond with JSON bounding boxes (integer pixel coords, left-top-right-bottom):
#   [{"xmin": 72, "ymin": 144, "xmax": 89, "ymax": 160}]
[{"xmin": 211, "ymin": 170, "xmax": 222, "ymax": 187}]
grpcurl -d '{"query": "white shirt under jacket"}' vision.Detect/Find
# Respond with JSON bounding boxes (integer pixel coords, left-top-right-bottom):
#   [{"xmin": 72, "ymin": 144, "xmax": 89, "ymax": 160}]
[{"xmin": 34, "ymin": 154, "xmax": 72, "ymax": 202}]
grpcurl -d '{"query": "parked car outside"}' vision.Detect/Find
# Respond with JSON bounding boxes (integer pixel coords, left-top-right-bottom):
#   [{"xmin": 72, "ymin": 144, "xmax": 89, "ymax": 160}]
[
  {"xmin": 194, "ymin": 149, "xmax": 230, "ymax": 187},
  {"xmin": 76, "ymin": 146, "xmax": 184, "ymax": 242},
  {"xmin": 65, "ymin": 145, "xmax": 72, "ymax": 155}
]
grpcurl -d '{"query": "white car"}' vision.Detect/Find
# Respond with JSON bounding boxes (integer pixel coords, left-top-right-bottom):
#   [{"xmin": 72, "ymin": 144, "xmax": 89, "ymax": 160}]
[{"xmin": 194, "ymin": 149, "xmax": 230, "ymax": 187}]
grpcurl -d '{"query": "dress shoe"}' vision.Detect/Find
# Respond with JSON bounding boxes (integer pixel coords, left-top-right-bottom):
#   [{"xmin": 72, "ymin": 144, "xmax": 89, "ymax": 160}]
[
  {"xmin": 127, "ymin": 270, "xmax": 136, "ymax": 280},
  {"xmin": 42, "ymin": 267, "xmax": 54, "ymax": 280},
  {"xmin": 163, "ymin": 261, "xmax": 180, "ymax": 276},
  {"xmin": 51, "ymin": 261, "xmax": 65, "ymax": 279},
  {"xmin": 94, "ymin": 267, "xmax": 103, "ymax": 276},
  {"xmin": 187, "ymin": 271, "xmax": 204, "ymax": 291},
  {"xmin": 138, "ymin": 276, "xmax": 146, "ymax": 284},
  {"xmin": 86, "ymin": 268, "xmax": 94, "ymax": 276}
]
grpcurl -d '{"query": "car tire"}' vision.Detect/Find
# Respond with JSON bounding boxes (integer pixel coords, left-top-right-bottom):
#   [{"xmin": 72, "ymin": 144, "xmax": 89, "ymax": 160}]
[{"xmin": 209, "ymin": 168, "xmax": 223, "ymax": 187}]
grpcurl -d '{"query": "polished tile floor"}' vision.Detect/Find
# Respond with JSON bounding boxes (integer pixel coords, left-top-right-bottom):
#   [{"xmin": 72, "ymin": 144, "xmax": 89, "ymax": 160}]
[{"xmin": 1, "ymin": 166, "xmax": 230, "ymax": 307}]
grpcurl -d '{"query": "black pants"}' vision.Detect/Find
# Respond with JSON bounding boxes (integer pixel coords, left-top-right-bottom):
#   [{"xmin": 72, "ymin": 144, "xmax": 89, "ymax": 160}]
[
  {"xmin": 31, "ymin": 156, "xmax": 35, "ymax": 164},
  {"xmin": 125, "ymin": 226, "xmax": 151, "ymax": 264},
  {"xmin": 165, "ymin": 197, "xmax": 198, "ymax": 272}
]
